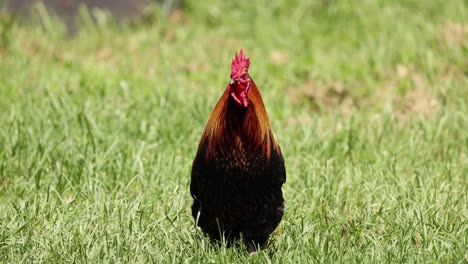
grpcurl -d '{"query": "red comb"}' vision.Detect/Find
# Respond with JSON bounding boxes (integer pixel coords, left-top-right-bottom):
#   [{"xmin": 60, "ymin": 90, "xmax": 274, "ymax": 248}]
[{"xmin": 231, "ymin": 49, "xmax": 250, "ymax": 76}]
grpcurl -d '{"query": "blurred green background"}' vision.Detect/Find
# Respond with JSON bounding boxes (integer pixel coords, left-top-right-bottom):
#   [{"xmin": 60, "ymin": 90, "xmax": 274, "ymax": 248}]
[{"xmin": 0, "ymin": 0, "xmax": 466, "ymax": 263}]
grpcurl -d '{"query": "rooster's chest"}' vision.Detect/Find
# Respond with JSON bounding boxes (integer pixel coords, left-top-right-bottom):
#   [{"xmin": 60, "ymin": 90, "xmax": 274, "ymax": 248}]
[{"xmin": 213, "ymin": 146, "xmax": 265, "ymax": 176}]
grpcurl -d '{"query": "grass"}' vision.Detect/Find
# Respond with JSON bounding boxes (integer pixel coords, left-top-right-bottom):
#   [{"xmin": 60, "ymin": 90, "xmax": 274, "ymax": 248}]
[{"xmin": 0, "ymin": 0, "xmax": 467, "ymax": 262}]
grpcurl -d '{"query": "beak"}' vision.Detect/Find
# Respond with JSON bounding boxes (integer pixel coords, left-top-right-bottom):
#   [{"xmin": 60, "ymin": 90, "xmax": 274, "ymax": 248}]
[{"xmin": 229, "ymin": 78, "xmax": 236, "ymax": 85}]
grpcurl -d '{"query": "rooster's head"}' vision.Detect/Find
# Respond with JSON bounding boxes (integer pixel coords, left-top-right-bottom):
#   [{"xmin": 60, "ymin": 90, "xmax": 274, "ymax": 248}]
[{"xmin": 229, "ymin": 49, "xmax": 251, "ymax": 107}]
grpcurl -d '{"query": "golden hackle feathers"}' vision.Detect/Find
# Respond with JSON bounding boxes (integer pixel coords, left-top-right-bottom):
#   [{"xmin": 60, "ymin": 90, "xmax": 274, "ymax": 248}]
[{"xmin": 199, "ymin": 80, "xmax": 279, "ymax": 162}]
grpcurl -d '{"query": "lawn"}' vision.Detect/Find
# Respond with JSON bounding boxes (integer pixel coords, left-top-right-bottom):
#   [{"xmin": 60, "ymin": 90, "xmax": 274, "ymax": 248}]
[{"xmin": 0, "ymin": 0, "xmax": 467, "ymax": 262}]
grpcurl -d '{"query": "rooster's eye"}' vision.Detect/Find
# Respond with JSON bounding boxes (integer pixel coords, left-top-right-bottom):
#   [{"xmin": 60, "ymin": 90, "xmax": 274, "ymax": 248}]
[{"xmin": 241, "ymin": 74, "xmax": 247, "ymax": 80}]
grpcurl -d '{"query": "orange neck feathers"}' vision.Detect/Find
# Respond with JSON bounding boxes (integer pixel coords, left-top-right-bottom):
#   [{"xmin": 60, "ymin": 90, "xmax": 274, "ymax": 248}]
[{"xmin": 199, "ymin": 80, "xmax": 279, "ymax": 162}]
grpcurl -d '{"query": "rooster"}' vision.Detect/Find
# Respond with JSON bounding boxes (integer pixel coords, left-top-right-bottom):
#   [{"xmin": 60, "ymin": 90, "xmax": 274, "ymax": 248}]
[{"xmin": 190, "ymin": 49, "xmax": 286, "ymax": 252}]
